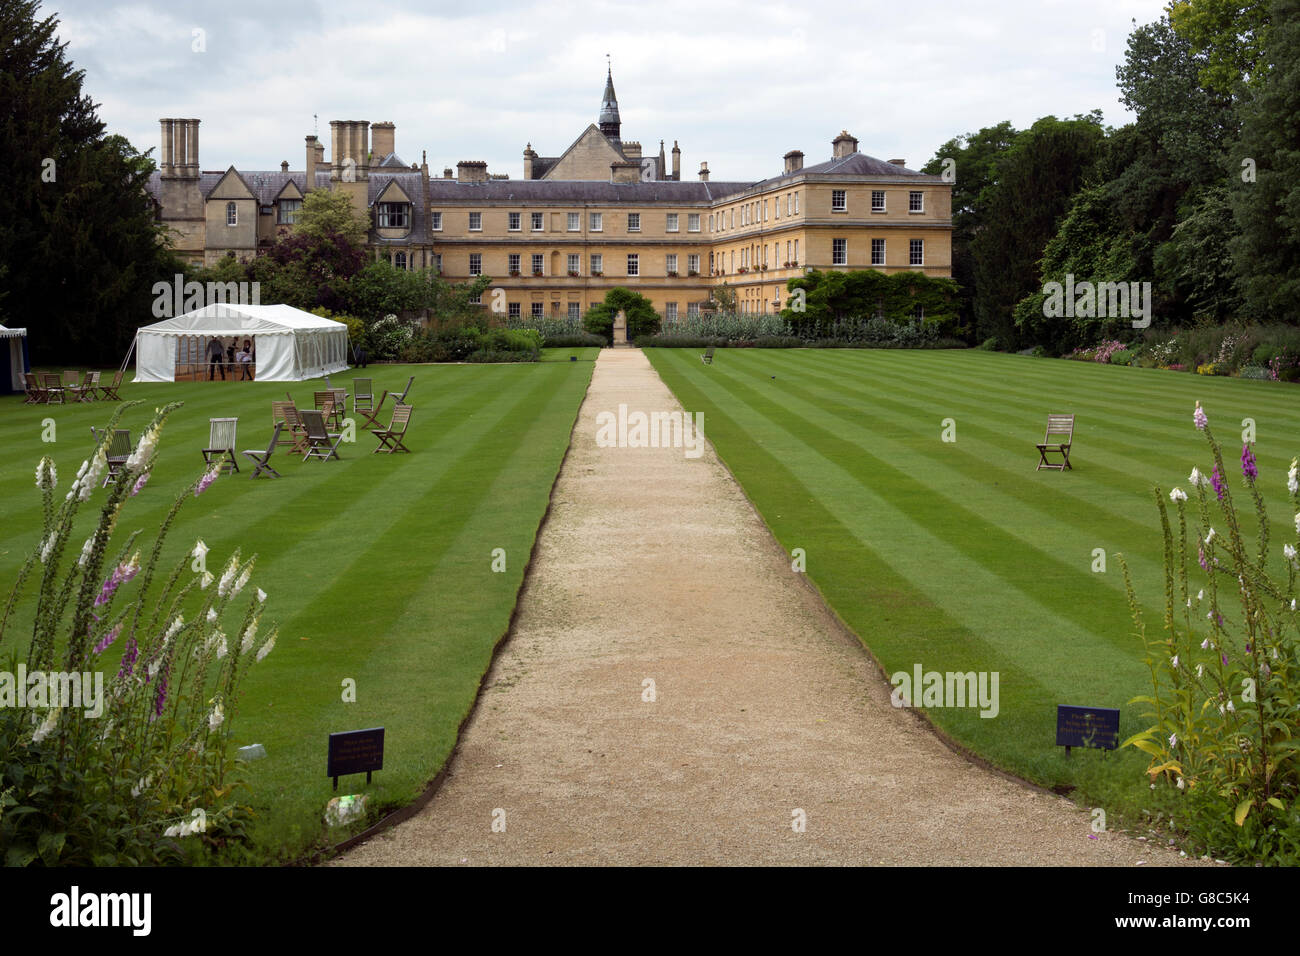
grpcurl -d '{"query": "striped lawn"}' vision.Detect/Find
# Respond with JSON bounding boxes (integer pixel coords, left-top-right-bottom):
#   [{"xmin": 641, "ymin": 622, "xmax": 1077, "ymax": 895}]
[
  {"xmin": 0, "ymin": 350, "xmax": 596, "ymax": 862},
  {"xmin": 647, "ymin": 348, "xmax": 1299, "ymax": 794}
]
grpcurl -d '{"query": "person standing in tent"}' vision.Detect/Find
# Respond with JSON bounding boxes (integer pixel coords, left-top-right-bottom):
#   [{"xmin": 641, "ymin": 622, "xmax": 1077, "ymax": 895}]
[{"xmin": 206, "ymin": 336, "xmax": 226, "ymax": 380}]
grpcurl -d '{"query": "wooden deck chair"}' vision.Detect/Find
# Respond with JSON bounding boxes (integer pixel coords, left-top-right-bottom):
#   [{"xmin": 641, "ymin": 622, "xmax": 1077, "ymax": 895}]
[
  {"xmin": 271, "ymin": 401, "xmax": 296, "ymax": 448},
  {"xmin": 281, "ymin": 405, "xmax": 310, "ymax": 456},
  {"xmin": 242, "ymin": 422, "xmax": 284, "ymax": 479},
  {"xmin": 41, "ymin": 372, "xmax": 65, "ymax": 404},
  {"xmin": 372, "ymin": 404, "xmax": 413, "ymax": 454},
  {"xmin": 1036, "ymin": 414, "xmax": 1075, "ymax": 471},
  {"xmin": 392, "ymin": 375, "xmax": 414, "ymax": 405},
  {"xmin": 314, "ymin": 391, "xmax": 344, "ymax": 430},
  {"xmin": 352, "ymin": 378, "xmax": 380, "ymax": 428},
  {"xmin": 368, "ymin": 376, "xmax": 415, "ymax": 428},
  {"xmin": 202, "ymin": 417, "xmax": 240, "ymax": 474},
  {"xmin": 91, "ymin": 427, "xmax": 134, "ymax": 486},
  {"xmin": 97, "ymin": 369, "xmax": 124, "ymax": 401},
  {"xmin": 300, "ymin": 409, "xmax": 343, "ymax": 461},
  {"xmin": 23, "ymin": 373, "xmax": 46, "ymax": 404},
  {"xmin": 62, "ymin": 370, "xmax": 78, "ymax": 387},
  {"xmin": 68, "ymin": 370, "xmax": 98, "ymax": 402},
  {"xmin": 701, "ymin": 347, "xmax": 715, "ymax": 365}
]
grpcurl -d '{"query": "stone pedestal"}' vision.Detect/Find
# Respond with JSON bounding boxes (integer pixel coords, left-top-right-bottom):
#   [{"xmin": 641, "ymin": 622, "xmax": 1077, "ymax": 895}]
[{"xmin": 612, "ymin": 310, "xmax": 629, "ymax": 347}]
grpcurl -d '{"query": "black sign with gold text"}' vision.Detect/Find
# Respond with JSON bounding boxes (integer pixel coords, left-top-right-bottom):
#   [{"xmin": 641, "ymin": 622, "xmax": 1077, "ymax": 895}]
[
  {"xmin": 1055, "ymin": 705, "xmax": 1119, "ymax": 752},
  {"xmin": 327, "ymin": 727, "xmax": 384, "ymax": 790}
]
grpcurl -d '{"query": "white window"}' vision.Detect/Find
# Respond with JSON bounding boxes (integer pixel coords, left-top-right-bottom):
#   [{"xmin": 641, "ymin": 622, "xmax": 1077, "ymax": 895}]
[
  {"xmin": 909, "ymin": 191, "xmax": 924, "ymax": 213},
  {"xmin": 708, "ymin": 214, "xmax": 714, "ymax": 231},
  {"xmin": 590, "ymin": 212, "xmax": 602, "ymax": 231},
  {"xmin": 729, "ymin": 209, "xmax": 734, "ymax": 228},
  {"xmin": 688, "ymin": 213, "xmax": 700, "ymax": 232},
  {"xmin": 590, "ymin": 254, "xmax": 603, "ymax": 274},
  {"xmin": 762, "ymin": 245, "xmax": 767, "ymax": 266},
  {"xmin": 793, "ymin": 239, "xmax": 799, "ymax": 263},
  {"xmin": 531, "ymin": 302, "xmax": 544, "ymax": 317},
  {"xmin": 568, "ymin": 302, "xmax": 581, "ymax": 319},
  {"xmin": 688, "ymin": 254, "xmax": 700, "ymax": 274},
  {"xmin": 833, "ymin": 239, "xmax": 846, "ymax": 265},
  {"xmin": 666, "ymin": 254, "xmax": 678, "ymax": 275},
  {"xmin": 508, "ymin": 302, "xmax": 520, "ymax": 317},
  {"xmin": 431, "ymin": 211, "xmax": 443, "ymax": 230},
  {"xmin": 910, "ymin": 239, "xmax": 924, "ymax": 265},
  {"xmin": 567, "ymin": 253, "xmax": 580, "ymax": 274},
  {"xmin": 687, "ymin": 302, "xmax": 700, "ymax": 315},
  {"xmin": 786, "ymin": 194, "xmax": 791, "ymax": 216},
  {"xmin": 531, "ymin": 212, "xmax": 544, "ymax": 231},
  {"xmin": 531, "ymin": 253, "xmax": 543, "ymax": 274},
  {"xmin": 277, "ymin": 199, "xmax": 301, "ymax": 224},
  {"xmin": 666, "ymin": 213, "xmax": 679, "ymax": 232},
  {"xmin": 509, "ymin": 253, "xmax": 521, "ymax": 273},
  {"xmin": 508, "ymin": 212, "xmax": 521, "ymax": 231},
  {"xmin": 627, "ymin": 254, "xmax": 639, "ymax": 276},
  {"xmin": 469, "ymin": 212, "xmax": 482, "ymax": 231},
  {"xmin": 665, "ymin": 302, "xmax": 678, "ymax": 321},
  {"xmin": 871, "ymin": 238, "xmax": 885, "ymax": 266},
  {"xmin": 469, "ymin": 253, "xmax": 482, "ymax": 275},
  {"xmin": 785, "ymin": 241, "xmax": 791, "ymax": 263},
  {"xmin": 832, "ymin": 190, "xmax": 847, "ymax": 212},
  {"xmin": 226, "ymin": 201, "xmax": 237, "ymax": 226},
  {"xmin": 627, "ymin": 212, "xmax": 641, "ymax": 232},
  {"xmin": 872, "ymin": 190, "xmax": 886, "ymax": 212},
  {"xmin": 763, "ymin": 200, "xmax": 768, "ymax": 220},
  {"xmin": 378, "ymin": 203, "xmax": 408, "ymax": 228},
  {"xmin": 567, "ymin": 212, "xmax": 580, "ymax": 231}
]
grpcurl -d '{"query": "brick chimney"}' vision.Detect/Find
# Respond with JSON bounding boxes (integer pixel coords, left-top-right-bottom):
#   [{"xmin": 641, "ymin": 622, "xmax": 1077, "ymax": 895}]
[
  {"xmin": 457, "ymin": 160, "xmax": 488, "ymax": 182},
  {"xmin": 698, "ymin": 161, "xmax": 709, "ymax": 182},
  {"xmin": 672, "ymin": 140, "xmax": 680, "ymax": 180},
  {"xmin": 783, "ymin": 150, "xmax": 804, "ymax": 174},
  {"xmin": 888, "ymin": 158, "xmax": 907, "ymax": 167},
  {"xmin": 371, "ymin": 121, "xmax": 395, "ymax": 160},
  {"xmin": 610, "ymin": 160, "xmax": 640, "ymax": 183},
  {"xmin": 832, "ymin": 130, "xmax": 858, "ymax": 159},
  {"xmin": 523, "ymin": 143, "xmax": 537, "ymax": 179}
]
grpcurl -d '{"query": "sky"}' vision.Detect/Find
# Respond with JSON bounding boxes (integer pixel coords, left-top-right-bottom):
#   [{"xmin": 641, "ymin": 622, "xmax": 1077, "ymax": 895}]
[{"xmin": 47, "ymin": 0, "xmax": 1172, "ymax": 183}]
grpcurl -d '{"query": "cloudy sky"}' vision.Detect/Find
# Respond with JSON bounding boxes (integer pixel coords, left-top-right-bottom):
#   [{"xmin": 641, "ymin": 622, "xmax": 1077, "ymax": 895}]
[{"xmin": 48, "ymin": 0, "xmax": 1170, "ymax": 182}]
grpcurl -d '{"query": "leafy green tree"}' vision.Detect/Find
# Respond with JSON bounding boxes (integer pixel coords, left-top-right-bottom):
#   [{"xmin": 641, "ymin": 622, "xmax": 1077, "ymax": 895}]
[
  {"xmin": 294, "ymin": 188, "xmax": 369, "ymax": 247},
  {"xmin": 969, "ymin": 115, "xmax": 1107, "ymax": 349},
  {"xmin": 583, "ymin": 287, "xmax": 660, "ymax": 341},
  {"xmin": 1227, "ymin": 0, "xmax": 1300, "ymax": 321},
  {"xmin": 709, "ymin": 282, "xmax": 737, "ymax": 312},
  {"xmin": 782, "ymin": 269, "xmax": 959, "ymax": 336},
  {"xmin": 1153, "ymin": 185, "xmax": 1242, "ymax": 321},
  {"xmin": 1168, "ymin": 0, "xmax": 1271, "ymax": 92},
  {"xmin": 0, "ymin": 0, "xmax": 181, "ymax": 363}
]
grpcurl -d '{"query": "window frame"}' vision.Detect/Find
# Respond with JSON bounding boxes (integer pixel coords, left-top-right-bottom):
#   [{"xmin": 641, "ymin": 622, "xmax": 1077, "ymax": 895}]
[
  {"xmin": 226, "ymin": 201, "xmax": 237, "ymax": 227},
  {"xmin": 909, "ymin": 238, "xmax": 924, "ymax": 266},
  {"xmin": 430, "ymin": 211, "xmax": 443, "ymax": 231},
  {"xmin": 469, "ymin": 253, "xmax": 482, "ymax": 276},
  {"xmin": 626, "ymin": 253, "xmax": 639, "ymax": 277},
  {"xmin": 909, "ymin": 191, "xmax": 924, "ymax": 213},
  {"xmin": 589, "ymin": 212, "xmax": 603, "ymax": 232},
  {"xmin": 508, "ymin": 212, "xmax": 522, "ymax": 232},
  {"xmin": 688, "ymin": 213, "xmax": 701, "ymax": 232},
  {"xmin": 627, "ymin": 212, "xmax": 641, "ymax": 232},
  {"xmin": 666, "ymin": 213, "xmax": 679, "ymax": 232},
  {"xmin": 871, "ymin": 238, "xmax": 886, "ymax": 266},
  {"xmin": 377, "ymin": 202, "xmax": 409, "ymax": 229},
  {"xmin": 567, "ymin": 212, "xmax": 580, "ymax": 232},
  {"xmin": 832, "ymin": 238, "xmax": 847, "ymax": 266},
  {"xmin": 469, "ymin": 212, "xmax": 482, "ymax": 231},
  {"xmin": 531, "ymin": 211, "xmax": 544, "ymax": 232}
]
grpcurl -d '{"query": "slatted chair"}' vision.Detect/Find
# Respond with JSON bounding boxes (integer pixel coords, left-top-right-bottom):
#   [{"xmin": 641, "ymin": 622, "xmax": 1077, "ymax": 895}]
[
  {"xmin": 62, "ymin": 370, "xmax": 79, "ymax": 387},
  {"xmin": 701, "ymin": 347, "xmax": 715, "ymax": 365},
  {"xmin": 368, "ymin": 375, "xmax": 415, "ymax": 429},
  {"xmin": 202, "ymin": 418, "xmax": 240, "ymax": 475},
  {"xmin": 1036, "ymin": 414, "xmax": 1075, "ymax": 471},
  {"xmin": 41, "ymin": 373, "xmax": 65, "ymax": 404},
  {"xmin": 300, "ymin": 409, "xmax": 343, "ymax": 462},
  {"xmin": 280, "ymin": 405, "xmax": 310, "ymax": 456},
  {"xmin": 271, "ymin": 401, "xmax": 296, "ymax": 448},
  {"xmin": 91, "ymin": 427, "xmax": 134, "ymax": 486},
  {"xmin": 97, "ymin": 369, "xmax": 125, "ymax": 401},
  {"xmin": 23, "ymin": 373, "xmax": 46, "ymax": 404},
  {"xmin": 68, "ymin": 370, "xmax": 99, "ymax": 402},
  {"xmin": 242, "ymin": 422, "xmax": 284, "ymax": 479},
  {"xmin": 314, "ymin": 391, "xmax": 345, "ymax": 430},
  {"xmin": 372, "ymin": 403, "xmax": 413, "ymax": 454},
  {"xmin": 352, "ymin": 378, "xmax": 380, "ymax": 429}
]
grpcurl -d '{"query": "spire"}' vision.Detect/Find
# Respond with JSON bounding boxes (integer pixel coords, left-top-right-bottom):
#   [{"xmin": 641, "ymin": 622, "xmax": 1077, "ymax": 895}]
[{"xmin": 599, "ymin": 64, "xmax": 621, "ymax": 146}]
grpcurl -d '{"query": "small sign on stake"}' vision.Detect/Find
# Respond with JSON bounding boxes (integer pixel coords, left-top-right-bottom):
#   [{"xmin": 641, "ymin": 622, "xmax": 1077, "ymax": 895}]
[
  {"xmin": 327, "ymin": 727, "xmax": 384, "ymax": 790},
  {"xmin": 1055, "ymin": 705, "xmax": 1119, "ymax": 756}
]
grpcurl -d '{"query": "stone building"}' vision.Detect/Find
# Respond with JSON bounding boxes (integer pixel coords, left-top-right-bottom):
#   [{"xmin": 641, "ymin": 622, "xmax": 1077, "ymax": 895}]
[{"xmin": 146, "ymin": 70, "xmax": 951, "ymax": 319}]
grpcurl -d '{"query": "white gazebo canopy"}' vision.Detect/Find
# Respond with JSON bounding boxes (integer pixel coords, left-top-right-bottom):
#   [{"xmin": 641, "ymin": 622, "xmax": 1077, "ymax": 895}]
[
  {"xmin": 1, "ymin": 324, "xmax": 29, "ymax": 395},
  {"xmin": 134, "ymin": 304, "xmax": 349, "ymax": 383}
]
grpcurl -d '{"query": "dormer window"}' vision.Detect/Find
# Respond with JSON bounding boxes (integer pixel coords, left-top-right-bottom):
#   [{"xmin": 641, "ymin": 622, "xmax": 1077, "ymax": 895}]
[
  {"xmin": 378, "ymin": 203, "xmax": 409, "ymax": 228},
  {"xmin": 226, "ymin": 202, "xmax": 237, "ymax": 226}
]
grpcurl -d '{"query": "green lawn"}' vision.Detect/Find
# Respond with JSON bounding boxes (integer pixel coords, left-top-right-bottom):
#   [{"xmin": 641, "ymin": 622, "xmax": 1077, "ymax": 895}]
[
  {"xmin": 646, "ymin": 348, "xmax": 1299, "ymax": 804},
  {"xmin": 0, "ymin": 353, "xmax": 594, "ymax": 861}
]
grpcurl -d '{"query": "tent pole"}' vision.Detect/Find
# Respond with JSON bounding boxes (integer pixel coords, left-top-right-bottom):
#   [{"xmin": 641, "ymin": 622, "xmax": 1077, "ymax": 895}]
[{"xmin": 120, "ymin": 336, "xmax": 137, "ymax": 376}]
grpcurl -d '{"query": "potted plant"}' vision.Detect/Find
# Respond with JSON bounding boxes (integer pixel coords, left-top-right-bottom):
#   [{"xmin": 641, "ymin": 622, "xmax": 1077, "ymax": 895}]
[
  {"xmin": 532, "ymin": 270, "xmax": 544, "ymax": 277},
  {"xmin": 509, "ymin": 269, "xmax": 521, "ymax": 277},
  {"xmin": 666, "ymin": 270, "xmax": 678, "ymax": 278},
  {"xmin": 568, "ymin": 270, "xmax": 579, "ymax": 277},
  {"xmin": 591, "ymin": 271, "xmax": 603, "ymax": 277}
]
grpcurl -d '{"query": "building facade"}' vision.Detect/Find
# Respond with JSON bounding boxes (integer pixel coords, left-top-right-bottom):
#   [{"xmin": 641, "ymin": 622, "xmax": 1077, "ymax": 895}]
[{"xmin": 147, "ymin": 72, "xmax": 951, "ymax": 319}]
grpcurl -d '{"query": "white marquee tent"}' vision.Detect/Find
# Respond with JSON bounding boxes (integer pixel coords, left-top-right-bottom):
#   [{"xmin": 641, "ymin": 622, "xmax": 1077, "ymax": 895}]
[
  {"xmin": 134, "ymin": 304, "xmax": 349, "ymax": 383},
  {"xmin": 1, "ymin": 324, "xmax": 30, "ymax": 394}
]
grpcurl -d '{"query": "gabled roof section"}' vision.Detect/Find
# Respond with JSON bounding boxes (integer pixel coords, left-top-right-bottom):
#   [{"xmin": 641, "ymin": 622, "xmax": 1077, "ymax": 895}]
[
  {"xmin": 373, "ymin": 178, "xmax": 413, "ymax": 205},
  {"xmin": 754, "ymin": 152, "xmax": 942, "ymax": 190},
  {"xmin": 376, "ymin": 152, "xmax": 408, "ymax": 168},
  {"xmin": 205, "ymin": 166, "xmax": 257, "ymax": 201},
  {"xmin": 273, "ymin": 179, "xmax": 304, "ymax": 202},
  {"xmin": 541, "ymin": 123, "xmax": 628, "ymax": 181}
]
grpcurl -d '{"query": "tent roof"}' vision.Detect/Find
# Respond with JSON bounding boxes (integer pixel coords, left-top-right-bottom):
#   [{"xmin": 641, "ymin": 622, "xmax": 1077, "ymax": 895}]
[
  {"xmin": 137, "ymin": 304, "xmax": 346, "ymax": 336},
  {"xmin": 0, "ymin": 324, "xmax": 27, "ymax": 338}
]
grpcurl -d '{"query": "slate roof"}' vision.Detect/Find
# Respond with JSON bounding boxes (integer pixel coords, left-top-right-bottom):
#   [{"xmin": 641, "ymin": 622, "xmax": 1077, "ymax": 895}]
[
  {"xmin": 423, "ymin": 179, "xmax": 753, "ymax": 203},
  {"xmin": 752, "ymin": 152, "xmax": 941, "ymax": 191}
]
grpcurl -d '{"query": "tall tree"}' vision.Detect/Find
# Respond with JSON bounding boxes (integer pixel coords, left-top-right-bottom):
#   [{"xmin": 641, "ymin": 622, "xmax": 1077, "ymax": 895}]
[
  {"xmin": 1168, "ymin": 0, "xmax": 1272, "ymax": 93},
  {"xmin": 1228, "ymin": 0, "xmax": 1300, "ymax": 320},
  {"xmin": 0, "ymin": 0, "xmax": 179, "ymax": 363}
]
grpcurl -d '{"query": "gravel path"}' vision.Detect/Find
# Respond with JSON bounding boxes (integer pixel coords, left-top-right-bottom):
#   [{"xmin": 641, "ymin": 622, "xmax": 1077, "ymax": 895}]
[{"xmin": 333, "ymin": 348, "xmax": 1198, "ymax": 866}]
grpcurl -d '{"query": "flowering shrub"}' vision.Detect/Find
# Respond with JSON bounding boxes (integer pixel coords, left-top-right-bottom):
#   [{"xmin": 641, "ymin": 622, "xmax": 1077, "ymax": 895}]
[
  {"xmin": 0, "ymin": 402, "xmax": 277, "ymax": 865},
  {"xmin": 1118, "ymin": 401, "xmax": 1300, "ymax": 863}
]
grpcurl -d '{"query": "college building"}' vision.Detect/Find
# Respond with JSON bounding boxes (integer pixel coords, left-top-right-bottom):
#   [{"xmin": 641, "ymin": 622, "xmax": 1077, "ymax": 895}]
[{"xmin": 146, "ymin": 70, "xmax": 952, "ymax": 319}]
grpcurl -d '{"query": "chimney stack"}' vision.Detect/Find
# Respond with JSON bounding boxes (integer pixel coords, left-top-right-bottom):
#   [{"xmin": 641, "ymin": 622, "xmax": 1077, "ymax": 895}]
[
  {"xmin": 698, "ymin": 161, "xmax": 710, "ymax": 182},
  {"xmin": 371, "ymin": 121, "xmax": 395, "ymax": 160},
  {"xmin": 457, "ymin": 161, "xmax": 488, "ymax": 183},
  {"xmin": 443, "ymin": 167, "xmax": 453, "ymax": 179},
  {"xmin": 672, "ymin": 140, "xmax": 680, "ymax": 180},
  {"xmin": 832, "ymin": 130, "xmax": 859, "ymax": 159},
  {"xmin": 281, "ymin": 160, "xmax": 289, "ymax": 172},
  {"xmin": 304, "ymin": 135, "xmax": 318, "ymax": 191},
  {"xmin": 610, "ymin": 160, "xmax": 640, "ymax": 183},
  {"xmin": 888, "ymin": 158, "xmax": 907, "ymax": 167},
  {"xmin": 783, "ymin": 150, "xmax": 804, "ymax": 174},
  {"xmin": 160, "ymin": 119, "xmax": 199, "ymax": 179},
  {"xmin": 523, "ymin": 143, "xmax": 537, "ymax": 180},
  {"xmin": 159, "ymin": 118, "xmax": 174, "ymax": 177}
]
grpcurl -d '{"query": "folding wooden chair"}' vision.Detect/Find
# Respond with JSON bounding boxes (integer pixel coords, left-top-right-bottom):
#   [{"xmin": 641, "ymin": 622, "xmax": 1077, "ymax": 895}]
[
  {"xmin": 41, "ymin": 373, "xmax": 65, "ymax": 404},
  {"xmin": 1036, "ymin": 414, "xmax": 1075, "ymax": 471},
  {"xmin": 352, "ymin": 378, "xmax": 377, "ymax": 426},
  {"xmin": 300, "ymin": 409, "xmax": 343, "ymax": 461},
  {"xmin": 23, "ymin": 373, "xmax": 46, "ymax": 404},
  {"xmin": 68, "ymin": 371, "xmax": 98, "ymax": 402},
  {"xmin": 91, "ymin": 427, "xmax": 133, "ymax": 486},
  {"xmin": 202, "ymin": 418, "xmax": 240, "ymax": 474},
  {"xmin": 97, "ymin": 369, "xmax": 124, "ymax": 401},
  {"xmin": 372, "ymin": 404, "xmax": 413, "ymax": 454},
  {"xmin": 701, "ymin": 347, "xmax": 715, "ymax": 365},
  {"xmin": 314, "ymin": 391, "xmax": 344, "ymax": 431},
  {"xmin": 62, "ymin": 370, "xmax": 79, "ymax": 387},
  {"xmin": 242, "ymin": 423, "xmax": 284, "ymax": 479},
  {"xmin": 368, "ymin": 376, "xmax": 414, "ymax": 429}
]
